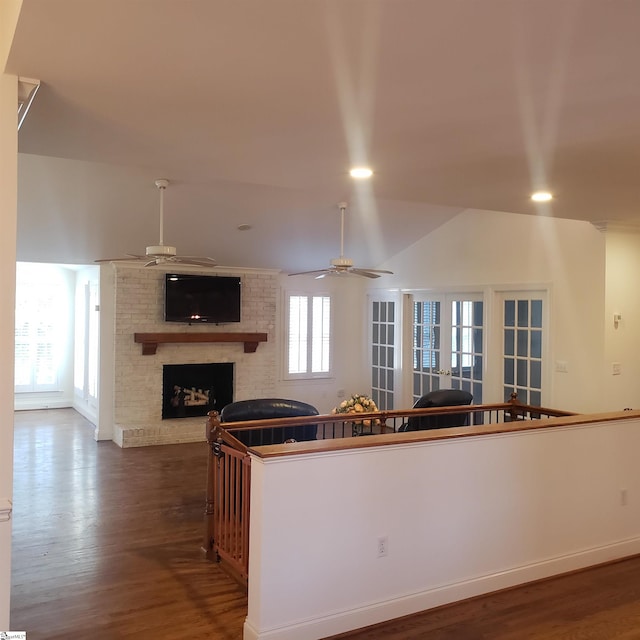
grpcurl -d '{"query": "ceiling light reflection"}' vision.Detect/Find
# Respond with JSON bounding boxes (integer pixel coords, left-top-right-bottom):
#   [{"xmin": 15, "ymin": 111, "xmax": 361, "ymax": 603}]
[
  {"xmin": 531, "ymin": 191, "xmax": 553, "ymax": 202},
  {"xmin": 350, "ymin": 167, "xmax": 373, "ymax": 179}
]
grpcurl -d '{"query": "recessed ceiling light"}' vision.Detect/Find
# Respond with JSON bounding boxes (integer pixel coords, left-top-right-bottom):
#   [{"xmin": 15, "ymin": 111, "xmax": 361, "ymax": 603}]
[
  {"xmin": 237, "ymin": 224, "xmax": 252, "ymax": 231},
  {"xmin": 531, "ymin": 191, "xmax": 553, "ymax": 202},
  {"xmin": 350, "ymin": 167, "xmax": 373, "ymax": 179}
]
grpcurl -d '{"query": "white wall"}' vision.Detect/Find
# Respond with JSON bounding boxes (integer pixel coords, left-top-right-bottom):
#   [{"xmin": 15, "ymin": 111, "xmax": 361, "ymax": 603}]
[
  {"xmin": 245, "ymin": 416, "xmax": 640, "ymax": 640},
  {"xmin": 367, "ymin": 209, "xmax": 607, "ymax": 413},
  {"xmin": 275, "ymin": 273, "xmax": 369, "ymax": 415},
  {"xmin": 0, "ymin": 67, "xmax": 19, "ymax": 630},
  {"xmin": 603, "ymin": 228, "xmax": 640, "ymax": 410}
]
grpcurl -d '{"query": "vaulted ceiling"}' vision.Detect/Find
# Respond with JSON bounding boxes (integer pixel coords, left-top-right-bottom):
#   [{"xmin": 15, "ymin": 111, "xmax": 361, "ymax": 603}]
[{"xmin": 7, "ymin": 0, "xmax": 640, "ymax": 273}]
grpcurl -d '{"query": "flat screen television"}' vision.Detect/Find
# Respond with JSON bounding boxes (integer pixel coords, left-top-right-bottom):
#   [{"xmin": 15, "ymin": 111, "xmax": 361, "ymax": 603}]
[{"xmin": 164, "ymin": 273, "xmax": 241, "ymax": 324}]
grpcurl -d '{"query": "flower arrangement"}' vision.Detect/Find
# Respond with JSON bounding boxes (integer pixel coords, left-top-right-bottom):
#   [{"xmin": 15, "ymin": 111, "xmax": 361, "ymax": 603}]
[
  {"xmin": 332, "ymin": 394, "xmax": 379, "ymax": 435},
  {"xmin": 332, "ymin": 393, "xmax": 378, "ymax": 415}
]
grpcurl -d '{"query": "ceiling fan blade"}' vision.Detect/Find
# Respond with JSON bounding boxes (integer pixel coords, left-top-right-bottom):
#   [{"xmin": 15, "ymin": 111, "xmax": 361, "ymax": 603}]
[
  {"xmin": 350, "ymin": 267, "xmax": 394, "ymax": 277},
  {"xmin": 360, "ymin": 268, "xmax": 394, "ymax": 275},
  {"xmin": 95, "ymin": 255, "xmax": 147, "ymax": 263},
  {"xmin": 288, "ymin": 268, "xmax": 332, "ymax": 277},
  {"xmin": 349, "ymin": 268, "xmax": 383, "ymax": 279},
  {"xmin": 172, "ymin": 257, "xmax": 219, "ymax": 268}
]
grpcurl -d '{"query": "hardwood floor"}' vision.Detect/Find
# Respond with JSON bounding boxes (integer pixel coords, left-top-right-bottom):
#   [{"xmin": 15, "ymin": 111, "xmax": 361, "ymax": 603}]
[
  {"xmin": 11, "ymin": 409, "xmax": 247, "ymax": 639},
  {"xmin": 330, "ymin": 555, "xmax": 640, "ymax": 639},
  {"xmin": 11, "ymin": 409, "xmax": 640, "ymax": 639}
]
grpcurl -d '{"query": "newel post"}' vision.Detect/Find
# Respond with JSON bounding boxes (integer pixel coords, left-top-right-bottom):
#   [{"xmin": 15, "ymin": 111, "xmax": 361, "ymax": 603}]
[
  {"xmin": 508, "ymin": 392, "xmax": 525, "ymax": 421},
  {"xmin": 203, "ymin": 410, "xmax": 221, "ymax": 560}
]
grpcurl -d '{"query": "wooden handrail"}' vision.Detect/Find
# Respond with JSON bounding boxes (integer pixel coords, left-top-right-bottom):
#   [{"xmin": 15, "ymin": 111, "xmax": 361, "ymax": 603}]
[{"xmin": 208, "ymin": 400, "xmax": 574, "ymax": 434}]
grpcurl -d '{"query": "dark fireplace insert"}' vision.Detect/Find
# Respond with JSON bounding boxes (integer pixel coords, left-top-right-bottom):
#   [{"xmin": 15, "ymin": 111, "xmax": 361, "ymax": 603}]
[{"xmin": 162, "ymin": 362, "xmax": 233, "ymax": 419}]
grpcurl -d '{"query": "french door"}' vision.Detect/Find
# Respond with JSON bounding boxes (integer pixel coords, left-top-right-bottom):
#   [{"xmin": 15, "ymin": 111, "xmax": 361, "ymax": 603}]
[
  {"xmin": 411, "ymin": 293, "xmax": 484, "ymax": 405},
  {"xmin": 370, "ymin": 298, "xmax": 397, "ymax": 410},
  {"xmin": 499, "ymin": 291, "xmax": 547, "ymax": 406},
  {"xmin": 371, "ymin": 290, "xmax": 546, "ymax": 410}
]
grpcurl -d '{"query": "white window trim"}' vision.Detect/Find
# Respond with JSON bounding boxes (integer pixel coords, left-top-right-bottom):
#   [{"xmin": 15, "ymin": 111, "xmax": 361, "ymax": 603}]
[{"xmin": 283, "ymin": 290, "xmax": 333, "ymax": 381}]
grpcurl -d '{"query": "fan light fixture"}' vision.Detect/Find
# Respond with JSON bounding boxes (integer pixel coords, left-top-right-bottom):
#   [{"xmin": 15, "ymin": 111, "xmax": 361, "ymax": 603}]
[
  {"xmin": 350, "ymin": 167, "xmax": 373, "ymax": 179},
  {"xmin": 95, "ymin": 179, "xmax": 217, "ymax": 268}
]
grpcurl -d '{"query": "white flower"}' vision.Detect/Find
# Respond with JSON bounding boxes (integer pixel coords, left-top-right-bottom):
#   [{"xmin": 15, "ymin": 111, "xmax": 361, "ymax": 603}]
[{"xmin": 333, "ymin": 394, "xmax": 378, "ymax": 415}]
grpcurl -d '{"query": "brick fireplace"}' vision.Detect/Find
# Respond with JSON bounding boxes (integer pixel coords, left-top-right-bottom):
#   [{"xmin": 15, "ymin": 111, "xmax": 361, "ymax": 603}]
[{"xmin": 111, "ymin": 265, "xmax": 278, "ymax": 447}]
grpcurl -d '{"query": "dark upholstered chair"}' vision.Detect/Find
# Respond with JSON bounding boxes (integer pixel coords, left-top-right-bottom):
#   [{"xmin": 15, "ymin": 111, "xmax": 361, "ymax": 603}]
[
  {"xmin": 399, "ymin": 389, "xmax": 473, "ymax": 431},
  {"xmin": 219, "ymin": 398, "xmax": 319, "ymax": 446}
]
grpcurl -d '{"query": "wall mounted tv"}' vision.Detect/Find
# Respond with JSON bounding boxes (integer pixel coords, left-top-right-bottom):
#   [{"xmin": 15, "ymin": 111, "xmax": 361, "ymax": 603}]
[{"xmin": 164, "ymin": 273, "xmax": 241, "ymax": 324}]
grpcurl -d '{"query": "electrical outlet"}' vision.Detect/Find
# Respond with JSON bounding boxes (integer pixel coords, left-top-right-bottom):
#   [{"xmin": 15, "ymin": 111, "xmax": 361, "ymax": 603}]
[
  {"xmin": 621, "ymin": 488, "xmax": 628, "ymax": 506},
  {"xmin": 377, "ymin": 535, "xmax": 388, "ymax": 557}
]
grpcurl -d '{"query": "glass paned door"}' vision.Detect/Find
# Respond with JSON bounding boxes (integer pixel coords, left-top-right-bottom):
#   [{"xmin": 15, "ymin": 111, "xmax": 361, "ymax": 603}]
[
  {"xmin": 412, "ymin": 295, "xmax": 484, "ymax": 405},
  {"xmin": 502, "ymin": 294, "xmax": 545, "ymax": 406},
  {"xmin": 371, "ymin": 300, "xmax": 395, "ymax": 410},
  {"xmin": 450, "ymin": 299, "xmax": 484, "ymax": 403},
  {"xmin": 412, "ymin": 300, "xmax": 441, "ymax": 401}
]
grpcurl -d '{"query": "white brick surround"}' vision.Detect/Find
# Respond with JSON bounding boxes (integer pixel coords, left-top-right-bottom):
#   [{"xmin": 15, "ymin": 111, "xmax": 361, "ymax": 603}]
[{"xmin": 112, "ymin": 265, "xmax": 278, "ymax": 447}]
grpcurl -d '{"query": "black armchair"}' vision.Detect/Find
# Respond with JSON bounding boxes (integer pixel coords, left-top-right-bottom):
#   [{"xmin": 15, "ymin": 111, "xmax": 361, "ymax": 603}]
[
  {"xmin": 399, "ymin": 389, "xmax": 473, "ymax": 431},
  {"xmin": 219, "ymin": 398, "xmax": 319, "ymax": 446}
]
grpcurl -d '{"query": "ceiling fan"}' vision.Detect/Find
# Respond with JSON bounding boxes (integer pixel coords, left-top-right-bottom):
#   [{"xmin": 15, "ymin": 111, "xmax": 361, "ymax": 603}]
[
  {"xmin": 96, "ymin": 179, "xmax": 218, "ymax": 268},
  {"xmin": 289, "ymin": 202, "xmax": 393, "ymax": 279}
]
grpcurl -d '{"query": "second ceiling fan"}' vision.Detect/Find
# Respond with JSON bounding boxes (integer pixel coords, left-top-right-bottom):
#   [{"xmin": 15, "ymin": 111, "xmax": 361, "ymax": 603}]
[{"xmin": 289, "ymin": 202, "xmax": 393, "ymax": 279}]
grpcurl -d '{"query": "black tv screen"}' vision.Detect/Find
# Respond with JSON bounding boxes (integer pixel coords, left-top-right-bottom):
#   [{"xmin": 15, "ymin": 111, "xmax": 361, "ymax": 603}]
[{"xmin": 165, "ymin": 273, "xmax": 241, "ymax": 324}]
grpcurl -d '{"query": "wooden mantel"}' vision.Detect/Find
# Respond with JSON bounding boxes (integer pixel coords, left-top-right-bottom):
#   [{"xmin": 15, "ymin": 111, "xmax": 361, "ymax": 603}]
[{"xmin": 133, "ymin": 332, "xmax": 268, "ymax": 355}]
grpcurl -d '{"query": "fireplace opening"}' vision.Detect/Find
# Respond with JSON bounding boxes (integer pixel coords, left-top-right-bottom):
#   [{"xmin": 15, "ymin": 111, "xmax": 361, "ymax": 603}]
[{"xmin": 162, "ymin": 362, "xmax": 233, "ymax": 419}]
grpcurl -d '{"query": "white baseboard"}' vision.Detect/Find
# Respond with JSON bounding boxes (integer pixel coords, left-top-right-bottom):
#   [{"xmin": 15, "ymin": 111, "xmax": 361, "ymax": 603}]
[
  {"xmin": 245, "ymin": 537, "xmax": 640, "ymax": 640},
  {"xmin": 14, "ymin": 399, "xmax": 72, "ymax": 411}
]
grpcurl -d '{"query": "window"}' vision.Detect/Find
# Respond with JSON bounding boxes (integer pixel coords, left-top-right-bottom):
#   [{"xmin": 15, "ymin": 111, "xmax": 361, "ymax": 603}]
[
  {"xmin": 15, "ymin": 263, "xmax": 70, "ymax": 393},
  {"xmin": 286, "ymin": 294, "xmax": 331, "ymax": 378}
]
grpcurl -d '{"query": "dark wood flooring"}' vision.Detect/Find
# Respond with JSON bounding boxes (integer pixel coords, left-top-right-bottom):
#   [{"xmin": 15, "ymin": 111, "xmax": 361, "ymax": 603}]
[
  {"xmin": 11, "ymin": 409, "xmax": 640, "ymax": 639},
  {"xmin": 11, "ymin": 409, "xmax": 247, "ymax": 639}
]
